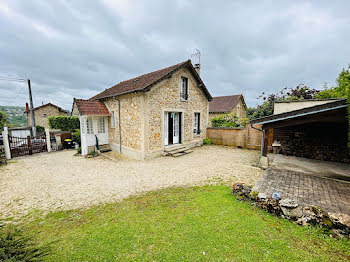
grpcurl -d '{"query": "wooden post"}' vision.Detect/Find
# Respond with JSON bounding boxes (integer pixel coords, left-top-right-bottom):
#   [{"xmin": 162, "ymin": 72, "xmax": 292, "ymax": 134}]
[
  {"xmin": 27, "ymin": 136, "xmax": 32, "ymax": 155},
  {"xmin": 262, "ymin": 128, "xmax": 269, "ymax": 157}
]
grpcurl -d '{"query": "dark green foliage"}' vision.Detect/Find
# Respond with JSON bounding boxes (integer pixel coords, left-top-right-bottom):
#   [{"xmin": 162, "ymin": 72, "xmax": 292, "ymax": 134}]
[
  {"xmin": 211, "ymin": 114, "xmax": 247, "ymax": 128},
  {"xmin": 48, "ymin": 116, "xmax": 79, "ymax": 131},
  {"xmin": 77, "ymin": 147, "xmax": 81, "ymax": 154},
  {"xmin": 0, "ymin": 224, "xmax": 50, "ymax": 261},
  {"xmin": 0, "ymin": 111, "xmax": 6, "ymax": 131},
  {"xmin": 72, "ymin": 129, "xmax": 81, "ymax": 146},
  {"xmin": 35, "ymin": 125, "xmax": 45, "ymax": 133}
]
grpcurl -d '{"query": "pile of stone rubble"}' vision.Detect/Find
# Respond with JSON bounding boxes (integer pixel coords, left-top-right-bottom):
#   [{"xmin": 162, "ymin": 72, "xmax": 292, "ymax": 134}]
[{"xmin": 232, "ymin": 183, "xmax": 350, "ymax": 238}]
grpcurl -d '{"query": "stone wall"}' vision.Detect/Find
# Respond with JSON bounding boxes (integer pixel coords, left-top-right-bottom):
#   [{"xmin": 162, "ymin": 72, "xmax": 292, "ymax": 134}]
[
  {"xmin": 27, "ymin": 106, "xmax": 67, "ymax": 129},
  {"xmin": 145, "ymin": 67, "xmax": 209, "ymax": 155}
]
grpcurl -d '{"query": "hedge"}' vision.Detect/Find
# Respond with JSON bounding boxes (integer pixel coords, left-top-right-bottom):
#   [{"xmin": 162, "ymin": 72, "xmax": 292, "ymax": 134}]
[{"xmin": 48, "ymin": 116, "xmax": 80, "ymax": 131}]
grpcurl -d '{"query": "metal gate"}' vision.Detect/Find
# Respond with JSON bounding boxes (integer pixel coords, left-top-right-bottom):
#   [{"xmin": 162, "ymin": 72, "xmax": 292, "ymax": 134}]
[{"xmin": 9, "ymin": 133, "xmax": 47, "ymax": 158}]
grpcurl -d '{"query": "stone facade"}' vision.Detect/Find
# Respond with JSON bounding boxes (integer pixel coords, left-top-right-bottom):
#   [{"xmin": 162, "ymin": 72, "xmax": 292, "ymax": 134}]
[
  {"xmin": 103, "ymin": 67, "xmax": 209, "ymax": 159},
  {"xmin": 27, "ymin": 105, "xmax": 67, "ymax": 130},
  {"xmin": 104, "ymin": 93, "xmax": 144, "ymax": 156}
]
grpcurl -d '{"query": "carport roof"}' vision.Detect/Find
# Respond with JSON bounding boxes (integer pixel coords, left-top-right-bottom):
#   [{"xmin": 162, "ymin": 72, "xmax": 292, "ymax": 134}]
[{"xmin": 250, "ymin": 99, "xmax": 347, "ymax": 125}]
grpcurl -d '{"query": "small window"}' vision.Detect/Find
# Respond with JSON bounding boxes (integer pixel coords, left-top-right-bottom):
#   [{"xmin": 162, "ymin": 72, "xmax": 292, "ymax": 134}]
[
  {"xmin": 194, "ymin": 113, "xmax": 200, "ymax": 134},
  {"xmin": 86, "ymin": 117, "xmax": 93, "ymax": 134},
  {"xmin": 111, "ymin": 111, "xmax": 115, "ymax": 128},
  {"xmin": 180, "ymin": 77, "xmax": 188, "ymax": 100},
  {"xmin": 98, "ymin": 117, "xmax": 105, "ymax": 133}
]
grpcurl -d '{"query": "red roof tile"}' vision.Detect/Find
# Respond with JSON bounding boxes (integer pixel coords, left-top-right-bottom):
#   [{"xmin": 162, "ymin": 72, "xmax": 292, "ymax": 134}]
[
  {"xmin": 209, "ymin": 95, "xmax": 243, "ymax": 113},
  {"xmin": 91, "ymin": 60, "xmax": 212, "ymax": 100},
  {"xmin": 74, "ymin": 99, "xmax": 110, "ymax": 116}
]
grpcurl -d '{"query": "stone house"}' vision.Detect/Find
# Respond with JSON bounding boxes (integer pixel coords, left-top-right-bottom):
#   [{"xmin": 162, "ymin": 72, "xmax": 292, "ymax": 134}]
[
  {"xmin": 72, "ymin": 60, "xmax": 212, "ymax": 159},
  {"xmin": 209, "ymin": 95, "xmax": 247, "ymax": 124},
  {"xmin": 26, "ymin": 103, "xmax": 68, "ymax": 130}
]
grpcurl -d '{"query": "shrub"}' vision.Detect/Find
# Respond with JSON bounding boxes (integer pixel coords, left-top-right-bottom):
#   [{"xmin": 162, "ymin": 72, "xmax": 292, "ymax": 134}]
[
  {"xmin": 203, "ymin": 137, "xmax": 211, "ymax": 145},
  {"xmin": 0, "ymin": 224, "xmax": 51, "ymax": 261},
  {"xmin": 211, "ymin": 114, "xmax": 248, "ymax": 128},
  {"xmin": 36, "ymin": 125, "xmax": 45, "ymax": 133},
  {"xmin": 48, "ymin": 116, "xmax": 79, "ymax": 131},
  {"xmin": 77, "ymin": 147, "xmax": 81, "ymax": 154},
  {"xmin": 72, "ymin": 129, "xmax": 81, "ymax": 146}
]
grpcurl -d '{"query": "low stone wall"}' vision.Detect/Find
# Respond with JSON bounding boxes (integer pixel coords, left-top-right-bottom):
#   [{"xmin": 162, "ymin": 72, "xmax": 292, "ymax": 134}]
[{"xmin": 207, "ymin": 124, "xmax": 262, "ymax": 150}]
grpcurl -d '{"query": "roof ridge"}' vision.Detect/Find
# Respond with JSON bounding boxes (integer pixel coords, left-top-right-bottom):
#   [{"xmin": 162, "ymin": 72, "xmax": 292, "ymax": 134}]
[
  {"xmin": 92, "ymin": 60, "xmax": 189, "ymax": 100},
  {"xmin": 213, "ymin": 94, "xmax": 242, "ymax": 98}
]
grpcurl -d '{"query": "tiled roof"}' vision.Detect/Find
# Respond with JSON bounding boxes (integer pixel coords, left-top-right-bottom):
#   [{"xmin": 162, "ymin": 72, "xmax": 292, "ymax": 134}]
[
  {"xmin": 209, "ymin": 95, "xmax": 243, "ymax": 113},
  {"xmin": 74, "ymin": 99, "xmax": 110, "ymax": 116},
  {"xmin": 91, "ymin": 60, "xmax": 212, "ymax": 100},
  {"xmin": 25, "ymin": 102, "xmax": 67, "ymax": 113}
]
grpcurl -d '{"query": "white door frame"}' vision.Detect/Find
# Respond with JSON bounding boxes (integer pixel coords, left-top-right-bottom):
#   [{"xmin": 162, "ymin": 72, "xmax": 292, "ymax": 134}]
[{"xmin": 162, "ymin": 108, "xmax": 184, "ymax": 147}]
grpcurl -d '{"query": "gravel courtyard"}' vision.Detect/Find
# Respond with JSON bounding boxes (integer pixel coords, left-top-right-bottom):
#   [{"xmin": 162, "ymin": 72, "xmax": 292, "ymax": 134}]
[{"xmin": 0, "ymin": 145, "xmax": 262, "ymax": 218}]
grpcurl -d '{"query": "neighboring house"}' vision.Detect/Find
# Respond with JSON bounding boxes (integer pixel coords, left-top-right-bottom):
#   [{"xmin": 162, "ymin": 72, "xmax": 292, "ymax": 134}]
[
  {"xmin": 26, "ymin": 103, "xmax": 68, "ymax": 130},
  {"xmin": 72, "ymin": 60, "xmax": 212, "ymax": 159},
  {"xmin": 209, "ymin": 95, "xmax": 247, "ymax": 123}
]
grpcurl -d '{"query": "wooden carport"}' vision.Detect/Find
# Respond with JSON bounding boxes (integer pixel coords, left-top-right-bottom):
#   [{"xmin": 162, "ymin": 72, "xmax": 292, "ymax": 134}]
[{"xmin": 250, "ymin": 99, "xmax": 349, "ymax": 163}]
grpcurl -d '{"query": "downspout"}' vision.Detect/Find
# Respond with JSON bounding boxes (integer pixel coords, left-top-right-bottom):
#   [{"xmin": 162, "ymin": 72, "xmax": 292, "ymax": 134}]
[
  {"xmin": 250, "ymin": 123, "xmax": 264, "ymax": 166},
  {"xmin": 117, "ymin": 98, "xmax": 122, "ymax": 154}
]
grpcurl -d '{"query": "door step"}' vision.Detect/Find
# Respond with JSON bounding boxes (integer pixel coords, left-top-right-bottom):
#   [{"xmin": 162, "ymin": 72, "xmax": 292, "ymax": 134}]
[
  {"xmin": 164, "ymin": 145, "xmax": 186, "ymax": 152},
  {"xmin": 164, "ymin": 146, "xmax": 193, "ymax": 157},
  {"xmin": 99, "ymin": 144, "xmax": 112, "ymax": 153}
]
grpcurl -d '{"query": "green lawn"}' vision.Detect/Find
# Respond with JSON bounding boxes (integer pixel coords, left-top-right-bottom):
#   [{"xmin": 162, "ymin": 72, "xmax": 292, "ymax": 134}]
[{"xmin": 23, "ymin": 186, "xmax": 349, "ymax": 261}]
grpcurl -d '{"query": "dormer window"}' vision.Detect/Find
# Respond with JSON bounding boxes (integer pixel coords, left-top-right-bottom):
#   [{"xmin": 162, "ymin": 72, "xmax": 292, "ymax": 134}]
[{"xmin": 180, "ymin": 77, "xmax": 188, "ymax": 101}]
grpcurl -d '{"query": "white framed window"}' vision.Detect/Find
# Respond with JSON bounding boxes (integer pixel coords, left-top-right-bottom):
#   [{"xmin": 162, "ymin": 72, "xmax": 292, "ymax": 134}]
[
  {"xmin": 98, "ymin": 117, "xmax": 105, "ymax": 133},
  {"xmin": 81, "ymin": 117, "xmax": 86, "ymax": 134},
  {"xmin": 111, "ymin": 111, "xmax": 115, "ymax": 128},
  {"xmin": 180, "ymin": 77, "xmax": 188, "ymax": 101},
  {"xmin": 194, "ymin": 113, "xmax": 200, "ymax": 134},
  {"xmin": 86, "ymin": 117, "xmax": 93, "ymax": 134}
]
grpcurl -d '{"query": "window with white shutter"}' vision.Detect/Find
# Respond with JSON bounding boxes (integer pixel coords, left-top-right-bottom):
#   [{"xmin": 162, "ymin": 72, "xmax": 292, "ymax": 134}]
[
  {"xmin": 86, "ymin": 117, "xmax": 93, "ymax": 134},
  {"xmin": 98, "ymin": 117, "xmax": 105, "ymax": 133},
  {"xmin": 194, "ymin": 113, "xmax": 200, "ymax": 134},
  {"xmin": 111, "ymin": 111, "xmax": 115, "ymax": 128}
]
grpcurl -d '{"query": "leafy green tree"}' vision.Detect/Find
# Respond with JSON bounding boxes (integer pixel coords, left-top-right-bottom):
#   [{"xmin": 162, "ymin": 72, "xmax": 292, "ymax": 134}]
[{"xmin": 0, "ymin": 111, "xmax": 7, "ymax": 131}]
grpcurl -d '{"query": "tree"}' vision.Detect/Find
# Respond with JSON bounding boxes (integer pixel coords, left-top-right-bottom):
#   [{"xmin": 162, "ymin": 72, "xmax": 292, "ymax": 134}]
[
  {"xmin": 247, "ymin": 84, "xmax": 319, "ymax": 120},
  {"xmin": 0, "ymin": 111, "xmax": 7, "ymax": 131}
]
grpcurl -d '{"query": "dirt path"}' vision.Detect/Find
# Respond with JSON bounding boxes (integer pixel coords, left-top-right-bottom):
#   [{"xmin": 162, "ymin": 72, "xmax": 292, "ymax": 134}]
[{"xmin": 0, "ymin": 145, "xmax": 262, "ymax": 218}]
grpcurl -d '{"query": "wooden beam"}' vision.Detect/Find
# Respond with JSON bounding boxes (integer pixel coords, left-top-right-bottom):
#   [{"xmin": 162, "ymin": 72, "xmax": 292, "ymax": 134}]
[{"xmin": 262, "ymin": 128, "xmax": 269, "ymax": 157}]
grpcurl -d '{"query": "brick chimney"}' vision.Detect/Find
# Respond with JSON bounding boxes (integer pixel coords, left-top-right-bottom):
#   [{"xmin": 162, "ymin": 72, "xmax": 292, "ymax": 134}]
[
  {"xmin": 25, "ymin": 102, "xmax": 29, "ymax": 112},
  {"xmin": 194, "ymin": 63, "xmax": 200, "ymax": 76}
]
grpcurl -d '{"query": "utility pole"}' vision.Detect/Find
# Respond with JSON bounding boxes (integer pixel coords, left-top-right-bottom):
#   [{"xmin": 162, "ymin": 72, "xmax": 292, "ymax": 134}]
[{"xmin": 27, "ymin": 79, "xmax": 36, "ymax": 136}]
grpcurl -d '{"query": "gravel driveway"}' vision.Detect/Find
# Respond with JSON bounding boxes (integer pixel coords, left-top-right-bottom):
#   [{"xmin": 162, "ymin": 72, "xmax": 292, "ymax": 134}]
[{"xmin": 0, "ymin": 145, "xmax": 262, "ymax": 218}]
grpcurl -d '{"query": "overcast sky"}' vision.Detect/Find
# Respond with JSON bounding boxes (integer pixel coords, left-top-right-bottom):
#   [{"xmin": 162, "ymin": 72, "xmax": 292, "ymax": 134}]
[{"xmin": 0, "ymin": 0, "xmax": 349, "ymax": 110}]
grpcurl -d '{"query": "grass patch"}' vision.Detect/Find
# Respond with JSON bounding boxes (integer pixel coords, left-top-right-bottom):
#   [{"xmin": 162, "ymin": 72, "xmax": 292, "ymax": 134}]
[{"xmin": 22, "ymin": 186, "xmax": 349, "ymax": 261}]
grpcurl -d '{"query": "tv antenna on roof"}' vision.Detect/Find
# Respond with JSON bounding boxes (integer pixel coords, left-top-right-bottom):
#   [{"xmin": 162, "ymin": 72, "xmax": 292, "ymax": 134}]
[{"xmin": 191, "ymin": 49, "xmax": 201, "ymax": 65}]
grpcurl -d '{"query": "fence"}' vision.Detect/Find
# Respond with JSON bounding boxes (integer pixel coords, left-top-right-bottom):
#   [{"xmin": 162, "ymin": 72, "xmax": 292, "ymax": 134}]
[
  {"xmin": 207, "ymin": 124, "xmax": 263, "ymax": 150},
  {"xmin": 9, "ymin": 134, "xmax": 47, "ymax": 158}
]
